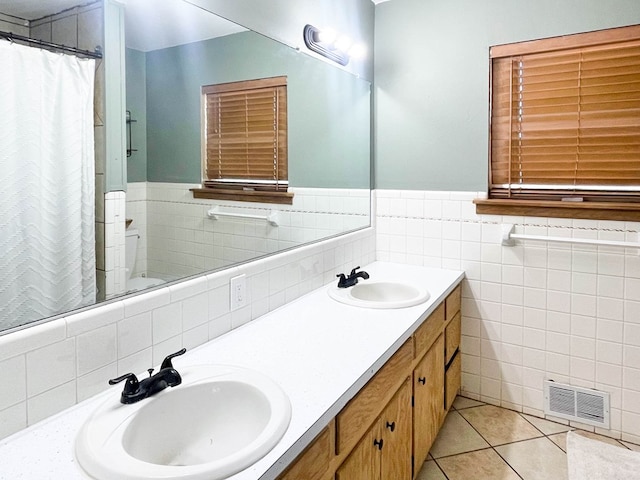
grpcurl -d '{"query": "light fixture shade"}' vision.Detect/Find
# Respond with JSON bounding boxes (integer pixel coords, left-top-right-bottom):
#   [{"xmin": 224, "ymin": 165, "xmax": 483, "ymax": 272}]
[{"xmin": 303, "ymin": 24, "xmax": 349, "ymax": 66}]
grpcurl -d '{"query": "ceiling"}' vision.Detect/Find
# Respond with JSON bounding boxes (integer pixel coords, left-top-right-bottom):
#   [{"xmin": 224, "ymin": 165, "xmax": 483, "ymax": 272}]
[
  {"xmin": 1, "ymin": 0, "xmax": 80, "ymax": 20},
  {"xmin": 0, "ymin": 0, "xmax": 247, "ymax": 51},
  {"xmin": 123, "ymin": 0, "xmax": 246, "ymax": 52},
  {"xmin": 3, "ymin": 0, "xmax": 392, "ymax": 20}
]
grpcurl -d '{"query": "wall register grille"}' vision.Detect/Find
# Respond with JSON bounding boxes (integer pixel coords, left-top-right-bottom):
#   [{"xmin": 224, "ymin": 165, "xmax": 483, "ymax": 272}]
[{"xmin": 544, "ymin": 380, "xmax": 610, "ymax": 429}]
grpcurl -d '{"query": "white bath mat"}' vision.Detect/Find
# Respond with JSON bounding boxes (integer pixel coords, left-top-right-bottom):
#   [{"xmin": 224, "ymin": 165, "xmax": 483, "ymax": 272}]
[{"xmin": 567, "ymin": 431, "xmax": 640, "ymax": 480}]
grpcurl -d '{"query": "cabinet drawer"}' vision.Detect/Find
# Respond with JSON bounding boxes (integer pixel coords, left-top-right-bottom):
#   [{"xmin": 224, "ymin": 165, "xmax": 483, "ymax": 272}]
[
  {"xmin": 336, "ymin": 339, "xmax": 413, "ymax": 454},
  {"xmin": 445, "ymin": 350, "xmax": 461, "ymax": 411},
  {"xmin": 445, "ymin": 311, "xmax": 461, "ymax": 365},
  {"xmin": 414, "ymin": 302, "xmax": 445, "ymax": 359},
  {"xmin": 445, "ymin": 284, "xmax": 461, "ymax": 322},
  {"xmin": 278, "ymin": 424, "xmax": 333, "ymax": 480}
]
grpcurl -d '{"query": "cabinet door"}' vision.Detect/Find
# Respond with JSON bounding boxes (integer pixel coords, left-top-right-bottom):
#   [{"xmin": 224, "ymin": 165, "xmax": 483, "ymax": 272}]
[
  {"xmin": 336, "ymin": 426, "xmax": 381, "ymax": 480},
  {"xmin": 337, "ymin": 339, "xmax": 413, "ymax": 454},
  {"xmin": 278, "ymin": 424, "xmax": 332, "ymax": 480},
  {"xmin": 380, "ymin": 378, "xmax": 412, "ymax": 480},
  {"xmin": 413, "ymin": 334, "xmax": 445, "ymax": 468},
  {"xmin": 337, "ymin": 379, "xmax": 413, "ymax": 480}
]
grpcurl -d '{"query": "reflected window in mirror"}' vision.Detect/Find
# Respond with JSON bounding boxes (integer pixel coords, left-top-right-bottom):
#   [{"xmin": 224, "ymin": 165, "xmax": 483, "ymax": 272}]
[
  {"xmin": 0, "ymin": 0, "xmax": 371, "ymax": 336},
  {"xmin": 194, "ymin": 76, "xmax": 294, "ymax": 205}
]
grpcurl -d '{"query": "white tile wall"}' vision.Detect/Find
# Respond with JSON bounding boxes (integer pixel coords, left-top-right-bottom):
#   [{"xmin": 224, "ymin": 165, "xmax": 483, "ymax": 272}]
[
  {"xmin": 0, "ymin": 227, "xmax": 375, "ymax": 440},
  {"xmin": 125, "ymin": 182, "xmax": 370, "ymax": 280},
  {"xmin": 104, "ymin": 191, "xmax": 127, "ymax": 297},
  {"xmin": 11, "ymin": 186, "xmax": 639, "ymax": 443},
  {"xmin": 376, "ymin": 189, "xmax": 640, "ymax": 444}
]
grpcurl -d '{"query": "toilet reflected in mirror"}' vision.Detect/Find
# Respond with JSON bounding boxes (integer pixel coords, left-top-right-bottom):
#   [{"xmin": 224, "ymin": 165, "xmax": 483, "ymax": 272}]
[{"xmin": 125, "ymin": 228, "xmax": 165, "ymax": 292}]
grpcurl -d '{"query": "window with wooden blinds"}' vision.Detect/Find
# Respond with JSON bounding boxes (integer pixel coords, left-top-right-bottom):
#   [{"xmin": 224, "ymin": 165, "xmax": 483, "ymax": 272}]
[
  {"xmin": 193, "ymin": 76, "xmax": 293, "ymax": 204},
  {"xmin": 478, "ymin": 25, "xmax": 640, "ymax": 221}
]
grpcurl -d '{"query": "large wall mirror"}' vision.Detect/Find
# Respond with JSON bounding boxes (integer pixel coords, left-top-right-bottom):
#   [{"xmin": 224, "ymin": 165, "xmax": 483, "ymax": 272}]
[{"xmin": 0, "ymin": 0, "xmax": 371, "ymax": 334}]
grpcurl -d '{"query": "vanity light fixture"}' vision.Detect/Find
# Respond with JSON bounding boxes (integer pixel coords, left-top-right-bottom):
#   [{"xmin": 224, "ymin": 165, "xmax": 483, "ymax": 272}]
[{"xmin": 303, "ymin": 24, "xmax": 366, "ymax": 66}]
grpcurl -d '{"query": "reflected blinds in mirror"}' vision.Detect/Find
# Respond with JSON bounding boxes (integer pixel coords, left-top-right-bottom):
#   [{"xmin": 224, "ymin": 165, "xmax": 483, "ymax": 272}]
[
  {"xmin": 489, "ymin": 25, "xmax": 640, "ymax": 201},
  {"xmin": 202, "ymin": 76, "xmax": 288, "ymax": 191}
]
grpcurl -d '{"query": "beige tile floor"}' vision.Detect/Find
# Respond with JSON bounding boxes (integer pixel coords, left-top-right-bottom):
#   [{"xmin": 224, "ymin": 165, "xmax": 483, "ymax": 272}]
[{"xmin": 418, "ymin": 396, "xmax": 640, "ymax": 480}]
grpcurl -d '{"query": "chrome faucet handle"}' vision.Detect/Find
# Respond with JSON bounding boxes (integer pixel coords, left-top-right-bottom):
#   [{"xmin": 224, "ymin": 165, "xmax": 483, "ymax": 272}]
[
  {"xmin": 160, "ymin": 348, "xmax": 187, "ymax": 370},
  {"xmin": 108, "ymin": 373, "xmax": 139, "ymax": 395}
]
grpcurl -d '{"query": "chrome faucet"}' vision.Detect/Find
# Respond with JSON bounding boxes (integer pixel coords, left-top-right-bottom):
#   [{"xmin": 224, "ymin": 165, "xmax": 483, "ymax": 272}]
[
  {"xmin": 336, "ymin": 266, "xmax": 370, "ymax": 288},
  {"xmin": 108, "ymin": 348, "xmax": 186, "ymax": 404}
]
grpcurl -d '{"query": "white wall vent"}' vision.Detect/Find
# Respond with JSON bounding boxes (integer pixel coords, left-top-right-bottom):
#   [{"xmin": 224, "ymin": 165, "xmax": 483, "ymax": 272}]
[{"xmin": 543, "ymin": 380, "xmax": 610, "ymax": 429}]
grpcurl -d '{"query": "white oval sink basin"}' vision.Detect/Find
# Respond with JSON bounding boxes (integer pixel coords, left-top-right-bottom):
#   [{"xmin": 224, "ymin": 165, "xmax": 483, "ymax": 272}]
[
  {"xmin": 328, "ymin": 281, "xmax": 430, "ymax": 309},
  {"xmin": 75, "ymin": 365, "xmax": 291, "ymax": 480}
]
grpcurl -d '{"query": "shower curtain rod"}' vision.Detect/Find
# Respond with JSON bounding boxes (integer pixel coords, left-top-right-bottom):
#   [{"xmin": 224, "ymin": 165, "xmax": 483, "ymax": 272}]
[{"xmin": 0, "ymin": 30, "xmax": 102, "ymax": 59}]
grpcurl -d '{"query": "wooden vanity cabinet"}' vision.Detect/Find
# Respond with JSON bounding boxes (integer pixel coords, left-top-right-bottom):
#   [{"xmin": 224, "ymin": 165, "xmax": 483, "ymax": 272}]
[
  {"xmin": 278, "ymin": 422, "xmax": 334, "ymax": 480},
  {"xmin": 445, "ymin": 349, "xmax": 461, "ymax": 411},
  {"xmin": 445, "ymin": 284, "xmax": 461, "ymax": 323},
  {"xmin": 445, "ymin": 312, "xmax": 461, "ymax": 365},
  {"xmin": 412, "ymin": 284, "xmax": 462, "ymax": 472},
  {"xmin": 336, "ymin": 379, "xmax": 412, "ymax": 480},
  {"xmin": 277, "ymin": 283, "xmax": 462, "ymax": 480},
  {"xmin": 444, "ymin": 286, "xmax": 462, "ymax": 412},
  {"xmin": 336, "ymin": 339, "xmax": 413, "ymax": 455},
  {"xmin": 412, "ymin": 334, "xmax": 445, "ymax": 467}
]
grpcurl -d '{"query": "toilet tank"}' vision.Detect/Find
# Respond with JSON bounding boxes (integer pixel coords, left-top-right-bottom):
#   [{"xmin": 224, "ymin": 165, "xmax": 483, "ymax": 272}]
[{"xmin": 125, "ymin": 228, "xmax": 139, "ymax": 281}]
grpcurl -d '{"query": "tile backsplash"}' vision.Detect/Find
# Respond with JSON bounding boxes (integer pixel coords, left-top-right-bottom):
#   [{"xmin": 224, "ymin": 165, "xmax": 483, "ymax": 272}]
[
  {"xmin": 125, "ymin": 182, "xmax": 370, "ymax": 280},
  {"xmin": 3, "ymin": 187, "xmax": 640, "ymax": 445},
  {"xmin": 0, "ymin": 227, "xmax": 375, "ymax": 440},
  {"xmin": 375, "ymin": 189, "xmax": 640, "ymax": 444}
]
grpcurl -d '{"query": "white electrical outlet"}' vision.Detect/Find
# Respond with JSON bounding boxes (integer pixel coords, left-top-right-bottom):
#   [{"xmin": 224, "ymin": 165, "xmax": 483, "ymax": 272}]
[{"xmin": 230, "ymin": 274, "xmax": 247, "ymax": 311}]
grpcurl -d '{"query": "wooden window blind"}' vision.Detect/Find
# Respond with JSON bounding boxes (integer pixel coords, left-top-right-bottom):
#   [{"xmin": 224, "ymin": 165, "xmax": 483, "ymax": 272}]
[
  {"xmin": 489, "ymin": 25, "xmax": 640, "ymax": 203},
  {"xmin": 202, "ymin": 76, "xmax": 288, "ymax": 192}
]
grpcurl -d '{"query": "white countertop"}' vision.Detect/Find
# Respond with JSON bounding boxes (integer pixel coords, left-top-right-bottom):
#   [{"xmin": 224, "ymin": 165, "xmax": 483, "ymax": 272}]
[{"xmin": 0, "ymin": 262, "xmax": 464, "ymax": 480}]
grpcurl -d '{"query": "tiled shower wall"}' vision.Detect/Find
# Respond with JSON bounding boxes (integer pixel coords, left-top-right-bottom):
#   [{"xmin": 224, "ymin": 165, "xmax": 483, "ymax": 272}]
[
  {"xmin": 0, "ymin": 13, "xmax": 28, "ymax": 35},
  {"xmin": 126, "ymin": 182, "xmax": 370, "ymax": 280},
  {"xmin": 375, "ymin": 189, "xmax": 640, "ymax": 444},
  {"xmin": 103, "ymin": 191, "xmax": 127, "ymax": 297},
  {"xmin": 0, "ymin": 227, "xmax": 375, "ymax": 440}
]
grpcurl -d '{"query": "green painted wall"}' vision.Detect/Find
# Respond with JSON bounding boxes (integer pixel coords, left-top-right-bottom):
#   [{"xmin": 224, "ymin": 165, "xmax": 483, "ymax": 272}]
[
  {"xmin": 125, "ymin": 48, "xmax": 147, "ymax": 183},
  {"xmin": 374, "ymin": 0, "xmax": 640, "ymax": 191},
  {"xmin": 144, "ymin": 31, "xmax": 370, "ymax": 188},
  {"xmin": 186, "ymin": 0, "xmax": 375, "ymax": 81}
]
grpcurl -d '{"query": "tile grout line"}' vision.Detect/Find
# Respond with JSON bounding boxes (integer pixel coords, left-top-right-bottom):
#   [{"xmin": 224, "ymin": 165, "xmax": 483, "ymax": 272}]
[
  {"xmin": 456, "ymin": 398, "xmax": 640, "ymax": 452},
  {"xmin": 424, "ymin": 398, "xmax": 640, "ymax": 479},
  {"xmin": 444, "ymin": 401, "xmax": 569, "ymax": 479},
  {"xmin": 459, "ymin": 404, "xmax": 562, "ymax": 478},
  {"xmin": 459, "ymin": 408, "xmax": 525, "ymax": 480},
  {"xmin": 436, "ymin": 403, "xmax": 525, "ymax": 479}
]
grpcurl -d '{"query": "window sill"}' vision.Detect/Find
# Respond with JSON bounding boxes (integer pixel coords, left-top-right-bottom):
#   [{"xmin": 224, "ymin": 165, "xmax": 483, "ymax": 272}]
[
  {"xmin": 191, "ymin": 188, "xmax": 294, "ymax": 205},
  {"xmin": 473, "ymin": 199, "xmax": 640, "ymax": 222}
]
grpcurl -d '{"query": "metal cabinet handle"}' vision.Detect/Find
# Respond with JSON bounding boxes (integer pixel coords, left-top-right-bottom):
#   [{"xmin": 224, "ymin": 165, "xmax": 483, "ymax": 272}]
[
  {"xmin": 373, "ymin": 438, "xmax": 384, "ymax": 450},
  {"xmin": 418, "ymin": 376, "xmax": 426, "ymax": 385},
  {"xmin": 386, "ymin": 421, "xmax": 396, "ymax": 432}
]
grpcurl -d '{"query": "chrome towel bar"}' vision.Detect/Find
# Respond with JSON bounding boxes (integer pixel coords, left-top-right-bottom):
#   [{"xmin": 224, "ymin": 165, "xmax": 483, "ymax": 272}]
[
  {"xmin": 501, "ymin": 224, "xmax": 640, "ymax": 249},
  {"xmin": 207, "ymin": 206, "xmax": 280, "ymax": 226}
]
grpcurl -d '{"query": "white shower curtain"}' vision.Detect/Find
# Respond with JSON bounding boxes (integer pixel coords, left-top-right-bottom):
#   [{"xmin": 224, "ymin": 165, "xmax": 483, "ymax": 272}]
[{"xmin": 0, "ymin": 40, "xmax": 96, "ymax": 330}]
